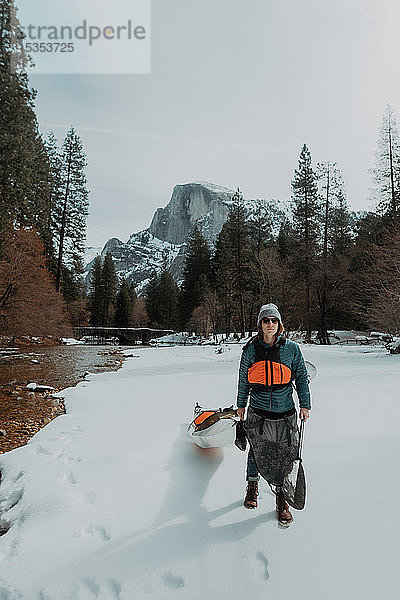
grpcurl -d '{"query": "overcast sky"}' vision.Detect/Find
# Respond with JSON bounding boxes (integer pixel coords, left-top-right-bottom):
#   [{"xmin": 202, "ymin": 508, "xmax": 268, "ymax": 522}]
[{"xmin": 23, "ymin": 0, "xmax": 400, "ymax": 248}]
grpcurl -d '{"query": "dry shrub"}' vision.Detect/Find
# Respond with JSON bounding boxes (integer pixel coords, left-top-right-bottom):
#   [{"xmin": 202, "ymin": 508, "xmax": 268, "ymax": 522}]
[{"xmin": 0, "ymin": 228, "xmax": 72, "ymax": 337}]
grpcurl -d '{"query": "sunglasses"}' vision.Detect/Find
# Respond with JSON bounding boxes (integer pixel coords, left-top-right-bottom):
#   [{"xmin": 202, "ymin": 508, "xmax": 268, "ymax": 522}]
[{"xmin": 262, "ymin": 317, "xmax": 278, "ymax": 324}]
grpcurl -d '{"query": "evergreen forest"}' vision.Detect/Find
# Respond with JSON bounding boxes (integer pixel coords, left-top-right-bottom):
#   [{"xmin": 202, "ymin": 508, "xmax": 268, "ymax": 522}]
[{"xmin": 1, "ymin": 0, "xmax": 400, "ymax": 342}]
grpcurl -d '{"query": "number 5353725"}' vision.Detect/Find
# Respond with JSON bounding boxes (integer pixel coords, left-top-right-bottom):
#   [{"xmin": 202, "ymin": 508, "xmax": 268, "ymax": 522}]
[{"xmin": 25, "ymin": 42, "xmax": 74, "ymax": 53}]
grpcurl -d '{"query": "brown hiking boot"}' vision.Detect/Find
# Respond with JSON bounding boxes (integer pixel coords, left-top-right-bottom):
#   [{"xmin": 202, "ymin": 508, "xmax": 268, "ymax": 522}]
[
  {"xmin": 276, "ymin": 491, "xmax": 293, "ymax": 527},
  {"xmin": 244, "ymin": 481, "xmax": 259, "ymax": 509}
]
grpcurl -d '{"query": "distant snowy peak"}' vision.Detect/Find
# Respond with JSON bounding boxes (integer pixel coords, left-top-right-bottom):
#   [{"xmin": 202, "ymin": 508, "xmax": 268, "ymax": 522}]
[
  {"xmin": 189, "ymin": 181, "xmax": 237, "ymax": 201},
  {"xmin": 147, "ymin": 181, "xmax": 236, "ymax": 245},
  {"xmin": 85, "ymin": 181, "xmax": 280, "ymax": 292}
]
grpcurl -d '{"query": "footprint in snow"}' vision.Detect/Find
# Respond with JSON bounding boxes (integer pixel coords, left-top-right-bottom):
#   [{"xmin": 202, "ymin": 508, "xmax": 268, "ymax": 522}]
[
  {"xmin": 11, "ymin": 471, "xmax": 24, "ymax": 484},
  {"xmin": 63, "ymin": 455, "xmax": 82, "ymax": 465},
  {"xmin": 1, "ymin": 489, "xmax": 23, "ymax": 512},
  {"xmin": 0, "ymin": 521, "xmax": 11, "ymax": 537},
  {"xmin": 0, "ymin": 586, "xmax": 14, "ymax": 600},
  {"xmin": 102, "ymin": 579, "xmax": 122, "ymax": 600},
  {"xmin": 56, "ymin": 432, "xmax": 74, "ymax": 445},
  {"xmin": 36, "ymin": 445, "xmax": 51, "ymax": 456},
  {"xmin": 72, "ymin": 577, "xmax": 100, "ymax": 599},
  {"xmin": 161, "ymin": 571, "xmax": 185, "ymax": 589},
  {"xmin": 38, "ymin": 590, "xmax": 52, "ymax": 600},
  {"xmin": 256, "ymin": 551, "xmax": 270, "ymax": 580},
  {"xmin": 69, "ymin": 578, "xmax": 121, "ymax": 600},
  {"xmin": 75, "ymin": 524, "xmax": 111, "ymax": 542},
  {"xmin": 59, "ymin": 471, "xmax": 77, "ymax": 484}
]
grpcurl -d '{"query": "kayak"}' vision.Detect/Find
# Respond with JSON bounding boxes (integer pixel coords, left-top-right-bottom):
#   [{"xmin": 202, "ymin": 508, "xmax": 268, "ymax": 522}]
[
  {"xmin": 187, "ymin": 404, "xmax": 238, "ymax": 448},
  {"xmin": 305, "ymin": 360, "xmax": 317, "ymax": 380}
]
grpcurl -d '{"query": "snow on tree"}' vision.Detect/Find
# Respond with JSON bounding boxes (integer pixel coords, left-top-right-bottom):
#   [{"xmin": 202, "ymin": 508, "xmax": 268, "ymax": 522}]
[
  {"xmin": 371, "ymin": 104, "xmax": 400, "ymax": 220},
  {"xmin": 53, "ymin": 127, "xmax": 89, "ymax": 293}
]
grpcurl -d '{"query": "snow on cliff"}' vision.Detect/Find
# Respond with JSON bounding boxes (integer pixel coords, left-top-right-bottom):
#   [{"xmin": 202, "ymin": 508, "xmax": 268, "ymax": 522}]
[{"xmin": 84, "ymin": 182, "xmax": 286, "ymax": 293}]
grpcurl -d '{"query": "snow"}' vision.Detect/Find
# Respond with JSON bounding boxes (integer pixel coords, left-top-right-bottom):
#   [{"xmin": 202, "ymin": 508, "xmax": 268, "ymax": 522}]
[
  {"xmin": 190, "ymin": 181, "xmax": 236, "ymax": 199},
  {"xmin": 0, "ymin": 343, "xmax": 399, "ymax": 599},
  {"xmin": 390, "ymin": 337, "xmax": 400, "ymax": 347},
  {"xmin": 62, "ymin": 338, "xmax": 84, "ymax": 346},
  {"xmin": 84, "ymin": 247, "xmax": 102, "ymax": 267}
]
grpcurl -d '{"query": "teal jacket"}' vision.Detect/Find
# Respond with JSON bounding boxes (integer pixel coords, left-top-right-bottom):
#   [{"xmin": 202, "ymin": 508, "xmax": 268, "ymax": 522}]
[{"xmin": 237, "ymin": 335, "xmax": 311, "ymax": 412}]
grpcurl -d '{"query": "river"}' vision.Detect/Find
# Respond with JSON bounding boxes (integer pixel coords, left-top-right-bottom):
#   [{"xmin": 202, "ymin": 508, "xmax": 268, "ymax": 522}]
[{"xmin": 0, "ymin": 343, "xmax": 136, "ymax": 455}]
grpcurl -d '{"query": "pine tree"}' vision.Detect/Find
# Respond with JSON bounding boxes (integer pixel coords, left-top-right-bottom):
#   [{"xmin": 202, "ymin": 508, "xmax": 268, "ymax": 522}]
[
  {"xmin": 101, "ymin": 252, "xmax": 118, "ymax": 326},
  {"xmin": 145, "ymin": 271, "xmax": 160, "ymax": 326},
  {"xmin": 179, "ymin": 226, "xmax": 211, "ymax": 328},
  {"xmin": 212, "ymin": 189, "xmax": 252, "ymax": 337},
  {"xmin": 114, "ymin": 278, "xmax": 132, "ymax": 327},
  {"xmin": 247, "ymin": 200, "xmax": 284, "ymax": 332},
  {"xmin": 158, "ymin": 267, "xmax": 179, "ymax": 329},
  {"xmin": 128, "ymin": 281, "xmax": 137, "ymax": 309},
  {"xmin": 212, "ymin": 223, "xmax": 235, "ymax": 337},
  {"xmin": 371, "ymin": 104, "xmax": 400, "ymax": 221},
  {"xmin": 145, "ymin": 267, "xmax": 178, "ymax": 329},
  {"xmin": 316, "ymin": 162, "xmax": 334, "ymax": 343},
  {"xmin": 54, "ymin": 127, "xmax": 89, "ymax": 293},
  {"xmin": 316, "ymin": 163, "xmax": 355, "ymax": 337},
  {"xmin": 89, "ymin": 255, "xmax": 103, "ymax": 326},
  {"xmin": 44, "ymin": 132, "xmax": 63, "ymax": 266},
  {"xmin": 0, "ymin": 1, "xmax": 52, "ymax": 251},
  {"xmin": 291, "ymin": 145, "xmax": 321, "ymax": 340}
]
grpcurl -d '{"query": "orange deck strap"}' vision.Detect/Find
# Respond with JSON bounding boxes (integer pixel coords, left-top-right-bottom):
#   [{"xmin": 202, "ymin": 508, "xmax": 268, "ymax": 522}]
[{"xmin": 194, "ymin": 411, "xmax": 216, "ymax": 426}]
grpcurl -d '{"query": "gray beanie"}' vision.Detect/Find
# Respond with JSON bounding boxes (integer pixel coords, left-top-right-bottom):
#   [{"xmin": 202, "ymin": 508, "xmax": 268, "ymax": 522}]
[{"xmin": 257, "ymin": 303, "xmax": 282, "ymax": 325}]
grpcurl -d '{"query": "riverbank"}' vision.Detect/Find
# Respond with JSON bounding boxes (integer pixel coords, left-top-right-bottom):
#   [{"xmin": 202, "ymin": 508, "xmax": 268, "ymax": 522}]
[{"xmin": 0, "ymin": 345, "xmax": 127, "ymax": 455}]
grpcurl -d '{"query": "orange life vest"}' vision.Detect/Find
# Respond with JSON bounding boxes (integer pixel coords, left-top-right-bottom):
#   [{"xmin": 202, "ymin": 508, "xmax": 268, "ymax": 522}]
[{"xmin": 247, "ymin": 337, "xmax": 292, "ymax": 389}]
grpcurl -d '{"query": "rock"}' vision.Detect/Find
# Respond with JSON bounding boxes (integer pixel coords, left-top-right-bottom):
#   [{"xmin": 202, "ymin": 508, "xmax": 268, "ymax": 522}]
[
  {"xmin": 11, "ymin": 335, "xmax": 61, "ymax": 347},
  {"xmin": 25, "ymin": 383, "xmax": 55, "ymax": 392},
  {"xmin": 84, "ymin": 182, "xmax": 236, "ymax": 292}
]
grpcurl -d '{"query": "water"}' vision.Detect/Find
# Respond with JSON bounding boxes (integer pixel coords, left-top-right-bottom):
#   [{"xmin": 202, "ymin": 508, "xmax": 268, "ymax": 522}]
[
  {"xmin": 0, "ymin": 344, "xmax": 132, "ymax": 388},
  {"xmin": 0, "ymin": 344, "xmax": 135, "ymax": 454}
]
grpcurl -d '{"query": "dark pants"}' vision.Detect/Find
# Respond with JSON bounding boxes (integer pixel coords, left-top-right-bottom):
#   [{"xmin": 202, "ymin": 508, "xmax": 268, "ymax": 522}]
[{"xmin": 246, "ymin": 447, "xmax": 260, "ymax": 482}]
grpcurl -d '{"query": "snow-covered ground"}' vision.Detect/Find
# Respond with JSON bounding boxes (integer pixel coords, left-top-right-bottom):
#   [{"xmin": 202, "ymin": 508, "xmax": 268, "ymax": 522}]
[{"xmin": 0, "ymin": 343, "xmax": 399, "ymax": 600}]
